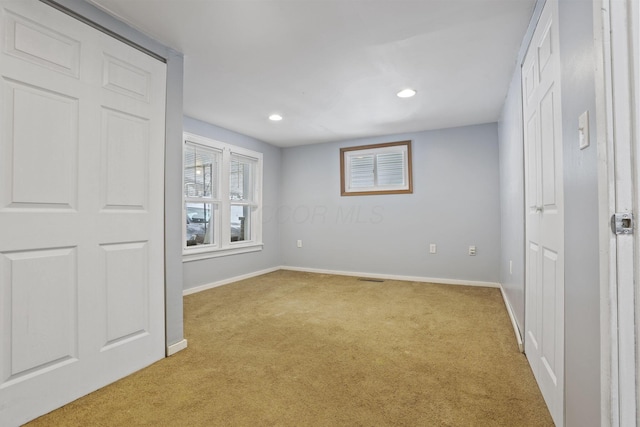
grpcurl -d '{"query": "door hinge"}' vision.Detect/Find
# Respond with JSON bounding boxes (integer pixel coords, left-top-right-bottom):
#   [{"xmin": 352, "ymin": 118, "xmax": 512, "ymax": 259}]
[{"xmin": 611, "ymin": 212, "xmax": 634, "ymax": 235}]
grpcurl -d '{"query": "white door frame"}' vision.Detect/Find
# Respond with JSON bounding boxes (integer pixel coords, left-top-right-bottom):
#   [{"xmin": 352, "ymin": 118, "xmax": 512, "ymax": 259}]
[{"xmin": 593, "ymin": 0, "xmax": 637, "ymax": 425}]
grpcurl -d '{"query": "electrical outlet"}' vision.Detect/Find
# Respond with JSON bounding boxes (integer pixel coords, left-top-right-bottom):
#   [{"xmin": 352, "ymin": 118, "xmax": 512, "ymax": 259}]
[
  {"xmin": 429, "ymin": 243, "xmax": 437, "ymax": 254},
  {"xmin": 297, "ymin": 240, "xmax": 303, "ymax": 248},
  {"xmin": 469, "ymin": 246, "xmax": 476, "ymax": 256}
]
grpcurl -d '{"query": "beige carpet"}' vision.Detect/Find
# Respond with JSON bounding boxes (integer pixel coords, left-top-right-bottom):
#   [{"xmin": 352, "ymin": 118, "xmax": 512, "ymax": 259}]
[{"xmin": 27, "ymin": 270, "xmax": 553, "ymax": 426}]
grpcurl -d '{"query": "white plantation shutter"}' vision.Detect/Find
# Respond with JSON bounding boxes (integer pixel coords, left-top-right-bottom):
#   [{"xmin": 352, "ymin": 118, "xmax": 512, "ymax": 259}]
[
  {"xmin": 342, "ymin": 141, "xmax": 411, "ymax": 194},
  {"xmin": 376, "ymin": 151, "xmax": 405, "ymax": 186},
  {"xmin": 350, "ymin": 155, "xmax": 375, "ymax": 188}
]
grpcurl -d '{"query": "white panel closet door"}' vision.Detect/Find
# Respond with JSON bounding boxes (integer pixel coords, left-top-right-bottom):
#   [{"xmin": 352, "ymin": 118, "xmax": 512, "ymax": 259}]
[
  {"xmin": 0, "ymin": 1, "xmax": 166, "ymax": 425},
  {"xmin": 521, "ymin": 0, "xmax": 564, "ymax": 425}
]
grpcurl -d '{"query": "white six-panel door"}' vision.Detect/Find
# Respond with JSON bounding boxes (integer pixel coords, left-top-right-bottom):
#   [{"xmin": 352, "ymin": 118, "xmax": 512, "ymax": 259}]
[
  {"xmin": 521, "ymin": 0, "xmax": 565, "ymax": 425},
  {"xmin": 0, "ymin": 1, "xmax": 166, "ymax": 425}
]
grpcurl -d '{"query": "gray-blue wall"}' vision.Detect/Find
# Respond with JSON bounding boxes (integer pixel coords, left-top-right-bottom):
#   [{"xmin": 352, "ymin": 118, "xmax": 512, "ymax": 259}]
[
  {"xmin": 558, "ymin": 0, "xmax": 600, "ymax": 424},
  {"xmin": 280, "ymin": 123, "xmax": 501, "ymax": 283},
  {"xmin": 182, "ymin": 117, "xmax": 282, "ymax": 290},
  {"xmin": 498, "ymin": 69, "xmax": 526, "ymax": 335}
]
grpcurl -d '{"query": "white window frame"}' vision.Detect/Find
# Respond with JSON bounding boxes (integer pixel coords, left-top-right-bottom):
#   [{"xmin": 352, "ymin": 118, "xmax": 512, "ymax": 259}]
[
  {"xmin": 340, "ymin": 140, "xmax": 413, "ymax": 196},
  {"xmin": 182, "ymin": 132, "xmax": 263, "ymax": 261}
]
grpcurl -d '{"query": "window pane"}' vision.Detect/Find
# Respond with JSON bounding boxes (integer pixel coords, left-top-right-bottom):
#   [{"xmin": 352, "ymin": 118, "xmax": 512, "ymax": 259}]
[
  {"xmin": 349, "ymin": 154, "xmax": 375, "ymax": 188},
  {"xmin": 230, "ymin": 155, "xmax": 254, "ymax": 201},
  {"xmin": 186, "ymin": 202, "xmax": 215, "ymax": 247},
  {"xmin": 184, "ymin": 144, "xmax": 218, "ymax": 199},
  {"xmin": 230, "ymin": 205, "xmax": 251, "ymax": 242},
  {"xmin": 376, "ymin": 152, "xmax": 405, "ymax": 186}
]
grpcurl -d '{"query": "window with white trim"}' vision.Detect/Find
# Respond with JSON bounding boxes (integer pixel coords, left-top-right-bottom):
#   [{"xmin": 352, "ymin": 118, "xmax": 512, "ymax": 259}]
[
  {"xmin": 183, "ymin": 132, "xmax": 263, "ymax": 260},
  {"xmin": 340, "ymin": 140, "xmax": 412, "ymax": 196}
]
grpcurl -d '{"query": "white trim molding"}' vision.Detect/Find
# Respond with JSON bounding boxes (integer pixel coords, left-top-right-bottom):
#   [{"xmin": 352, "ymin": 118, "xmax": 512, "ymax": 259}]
[
  {"xmin": 166, "ymin": 339, "xmax": 188, "ymax": 356},
  {"xmin": 183, "ymin": 266, "xmax": 281, "ymax": 296},
  {"xmin": 594, "ymin": 0, "xmax": 639, "ymax": 424},
  {"xmin": 279, "ymin": 265, "xmax": 500, "ymax": 288},
  {"xmin": 500, "ymin": 285, "xmax": 524, "ymax": 353},
  {"xmin": 183, "ymin": 265, "xmax": 501, "ymax": 298},
  {"xmin": 594, "ymin": 0, "xmax": 617, "ymax": 424},
  {"xmin": 182, "ymin": 243, "xmax": 263, "ymax": 262}
]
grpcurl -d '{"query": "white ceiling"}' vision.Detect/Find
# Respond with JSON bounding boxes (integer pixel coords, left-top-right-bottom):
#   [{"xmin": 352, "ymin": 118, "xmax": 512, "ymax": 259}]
[{"xmin": 88, "ymin": 0, "xmax": 536, "ymax": 147}]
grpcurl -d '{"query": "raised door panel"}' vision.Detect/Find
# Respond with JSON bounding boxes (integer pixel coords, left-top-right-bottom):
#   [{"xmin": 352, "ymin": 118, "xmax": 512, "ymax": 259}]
[
  {"xmin": 537, "ymin": 22, "xmax": 553, "ymax": 80},
  {"xmin": 3, "ymin": 11, "xmax": 80, "ymax": 77},
  {"xmin": 526, "ymin": 242, "xmax": 540, "ymax": 349},
  {"xmin": 0, "ymin": 247, "xmax": 78, "ymax": 385},
  {"xmin": 523, "ymin": 60, "xmax": 537, "ymax": 105},
  {"xmin": 541, "ymin": 247, "xmax": 558, "ymax": 382},
  {"xmin": 100, "ymin": 109, "xmax": 149, "ymax": 211},
  {"xmin": 101, "ymin": 242, "xmax": 149, "ymax": 350},
  {"xmin": 540, "ymin": 88, "xmax": 557, "ymax": 209},
  {"xmin": 103, "ymin": 54, "xmax": 150, "ymax": 102},
  {"xmin": 1, "ymin": 80, "xmax": 78, "ymax": 210},
  {"xmin": 526, "ymin": 113, "xmax": 540, "ymax": 211}
]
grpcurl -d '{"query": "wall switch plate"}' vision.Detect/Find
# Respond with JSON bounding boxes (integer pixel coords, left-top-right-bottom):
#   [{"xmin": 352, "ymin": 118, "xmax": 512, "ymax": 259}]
[
  {"xmin": 297, "ymin": 240, "xmax": 303, "ymax": 248},
  {"xmin": 429, "ymin": 243, "xmax": 437, "ymax": 254},
  {"xmin": 469, "ymin": 246, "xmax": 476, "ymax": 256},
  {"xmin": 579, "ymin": 110, "xmax": 589, "ymax": 150}
]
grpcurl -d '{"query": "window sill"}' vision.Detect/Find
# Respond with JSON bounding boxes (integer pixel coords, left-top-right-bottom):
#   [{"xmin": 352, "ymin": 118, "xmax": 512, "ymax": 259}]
[{"xmin": 182, "ymin": 243, "xmax": 263, "ymax": 263}]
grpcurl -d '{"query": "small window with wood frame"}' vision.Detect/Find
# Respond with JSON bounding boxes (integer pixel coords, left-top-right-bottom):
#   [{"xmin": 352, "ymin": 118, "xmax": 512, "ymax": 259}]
[{"xmin": 340, "ymin": 140, "xmax": 413, "ymax": 196}]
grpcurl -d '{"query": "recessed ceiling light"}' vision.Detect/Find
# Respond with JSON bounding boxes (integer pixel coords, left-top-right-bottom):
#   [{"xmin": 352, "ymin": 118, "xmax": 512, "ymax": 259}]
[
  {"xmin": 397, "ymin": 89, "xmax": 417, "ymax": 98},
  {"xmin": 269, "ymin": 114, "xmax": 283, "ymax": 121}
]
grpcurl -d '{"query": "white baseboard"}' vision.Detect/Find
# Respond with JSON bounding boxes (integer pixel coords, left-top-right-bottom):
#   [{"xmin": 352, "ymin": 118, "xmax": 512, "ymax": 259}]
[
  {"xmin": 279, "ymin": 265, "xmax": 500, "ymax": 288},
  {"xmin": 499, "ymin": 285, "xmax": 524, "ymax": 353},
  {"xmin": 183, "ymin": 266, "xmax": 281, "ymax": 296},
  {"xmin": 166, "ymin": 338, "xmax": 188, "ymax": 356}
]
